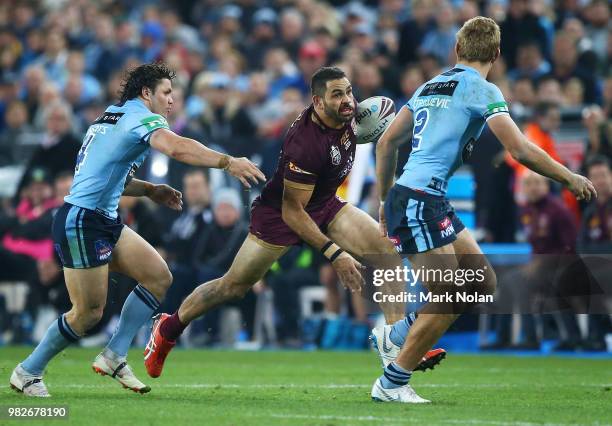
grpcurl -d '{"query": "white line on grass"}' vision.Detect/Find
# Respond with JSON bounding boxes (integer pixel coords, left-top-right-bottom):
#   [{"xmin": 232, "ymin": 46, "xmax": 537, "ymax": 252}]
[
  {"xmin": 267, "ymin": 414, "xmax": 606, "ymax": 426},
  {"xmin": 59, "ymin": 383, "xmax": 611, "ymax": 390}
]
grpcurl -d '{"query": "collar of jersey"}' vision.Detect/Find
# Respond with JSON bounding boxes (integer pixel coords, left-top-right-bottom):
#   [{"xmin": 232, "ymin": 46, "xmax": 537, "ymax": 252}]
[
  {"xmin": 453, "ymin": 63, "xmax": 480, "ymax": 75},
  {"xmin": 126, "ymin": 98, "xmax": 150, "ymax": 111}
]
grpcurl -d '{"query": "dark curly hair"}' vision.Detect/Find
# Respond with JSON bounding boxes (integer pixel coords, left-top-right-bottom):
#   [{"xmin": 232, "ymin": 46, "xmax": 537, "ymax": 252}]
[{"xmin": 118, "ymin": 62, "xmax": 176, "ymax": 103}]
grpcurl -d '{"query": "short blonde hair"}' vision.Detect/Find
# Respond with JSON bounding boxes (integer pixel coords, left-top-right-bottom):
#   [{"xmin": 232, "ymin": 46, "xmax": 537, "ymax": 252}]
[{"xmin": 456, "ymin": 16, "xmax": 500, "ymax": 63}]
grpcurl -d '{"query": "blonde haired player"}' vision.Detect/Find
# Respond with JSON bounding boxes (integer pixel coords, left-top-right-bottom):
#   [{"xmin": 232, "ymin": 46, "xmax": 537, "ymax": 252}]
[{"xmin": 373, "ymin": 17, "xmax": 596, "ymax": 403}]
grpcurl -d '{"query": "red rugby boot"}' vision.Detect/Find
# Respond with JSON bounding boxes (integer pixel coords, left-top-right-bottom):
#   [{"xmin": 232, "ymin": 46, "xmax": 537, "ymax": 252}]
[{"xmin": 144, "ymin": 314, "xmax": 176, "ymax": 378}]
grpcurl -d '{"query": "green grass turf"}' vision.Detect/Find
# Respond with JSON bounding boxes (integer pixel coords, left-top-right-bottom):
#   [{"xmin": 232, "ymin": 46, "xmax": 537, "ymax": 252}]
[{"xmin": 0, "ymin": 347, "xmax": 610, "ymax": 425}]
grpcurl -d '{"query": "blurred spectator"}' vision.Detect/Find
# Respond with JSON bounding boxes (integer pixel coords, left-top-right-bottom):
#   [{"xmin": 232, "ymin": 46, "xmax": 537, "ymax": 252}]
[
  {"xmin": 510, "ymin": 77, "xmax": 536, "ymax": 118},
  {"xmin": 60, "ymin": 50, "xmax": 102, "ymax": 109},
  {"xmin": 507, "ymin": 42, "xmax": 551, "ymax": 82},
  {"xmin": 397, "ymin": 66, "xmax": 425, "ymax": 106},
  {"xmin": 397, "ymin": 0, "xmax": 434, "ymax": 66},
  {"xmin": 16, "ymin": 100, "xmax": 80, "ymax": 195},
  {"xmin": 0, "ymin": 100, "xmax": 39, "ymax": 165},
  {"xmin": 549, "ymin": 31, "xmax": 598, "ymax": 104},
  {"xmin": 140, "ymin": 21, "xmax": 165, "ymax": 63},
  {"xmin": 520, "ymin": 172, "xmax": 577, "ymax": 255},
  {"xmin": 419, "ymin": 1, "xmax": 458, "ymax": 66},
  {"xmin": 500, "ymin": 0, "xmax": 549, "ymax": 70},
  {"xmin": 353, "ymin": 62, "xmax": 392, "ymax": 100},
  {"xmin": 20, "ymin": 64, "xmax": 46, "ymax": 123},
  {"xmin": 583, "ymin": 106, "xmax": 611, "ymax": 163},
  {"xmin": 243, "ymin": 7, "xmax": 278, "ymax": 69},
  {"xmin": 83, "ymin": 14, "xmax": 117, "ymax": 82},
  {"xmin": 35, "ymin": 29, "xmax": 67, "ymax": 84},
  {"xmin": 165, "ymin": 169, "xmax": 213, "ymax": 266},
  {"xmin": 506, "ymin": 102, "xmax": 563, "ymax": 187},
  {"xmin": 579, "ymin": 156, "xmax": 612, "ymax": 251},
  {"xmin": 192, "ymin": 72, "xmax": 258, "ymax": 157},
  {"xmin": 279, "ymin": 8, "xmax": 306, "ymax": 61}
]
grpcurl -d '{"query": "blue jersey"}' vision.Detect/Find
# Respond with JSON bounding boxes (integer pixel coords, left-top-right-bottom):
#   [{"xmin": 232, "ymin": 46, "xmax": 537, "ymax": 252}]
[
  {"xmin": 396, "ymin": 64, "xmax": 509, "ymax": 195},
  {"xmin": 64, "ymin": 99, "xmax": 169, "ymax": 218}
]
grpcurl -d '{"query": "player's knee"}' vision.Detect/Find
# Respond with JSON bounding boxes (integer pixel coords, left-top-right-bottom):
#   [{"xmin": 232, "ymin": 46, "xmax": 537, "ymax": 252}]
[
  {"xmin": 159, "ymin": 266, "xmax": 173, "ymax": 289},
  {"xmin": 73, "ymin": 305, "xmax": 105, "ymax": 330}
]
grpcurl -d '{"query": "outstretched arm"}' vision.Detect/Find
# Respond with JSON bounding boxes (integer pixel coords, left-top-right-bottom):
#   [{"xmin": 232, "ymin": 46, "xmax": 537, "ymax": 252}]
[
  {"xmin": 488, "ymin": 114, "xmax": 596, "ymax": 201},
  {"xmin": 149, "ymin": 128, "xmax": 265, "ymax": 188},
  {"xmin": 123, "ymin": 178, "xmax": 183, "ymax": 211}
]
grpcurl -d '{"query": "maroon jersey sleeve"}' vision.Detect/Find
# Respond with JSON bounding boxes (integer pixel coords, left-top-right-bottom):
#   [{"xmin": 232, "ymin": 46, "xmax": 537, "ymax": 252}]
[{"xmin": 283, "ymin": 131, "xmax": 327, "ymax": 188}]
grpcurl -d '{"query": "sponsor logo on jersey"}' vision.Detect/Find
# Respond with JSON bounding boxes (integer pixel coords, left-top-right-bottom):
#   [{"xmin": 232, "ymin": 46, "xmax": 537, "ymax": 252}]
[
  {"xmin": 439, "ymin": 217, "xmax": 455, "ymax": 238},
  {"xmin": 340, "ymin": 130, "xmax": 351, "ymax": 150},
  {"xmin": 485, "ymin": 102, "xmax": 509, "ymax": 119},
  {"xmin": 388, "ymin": 235, "xmax": 402, "ymax": 253},
  {"xmin": 426, "ymin": 177, "xmax": 447, "ymax": 192},
  {"xmin": 330, "ymin": 145, "xmax": 341, "ymax": 165},
  {"xmin": 94, "ymin": 112, "xmax": 124, "ymax": 125},
  {"xmin": 95, "ymin": 240, "xmax": 113, "ymax": 261},
  {"xmin": 339, "ymin": 153, "xmax": 353, "ymax": 178},
  {"xmin": 419, "ymin": 80, "xmax": 459, "ymax": 97},
  {"xmin": 288, "ymin": 161, "xmax": 315, "ymax": 175},
  {"xmin": 140, "ymin": 115, "xmax": 169, "ymax": 131}
]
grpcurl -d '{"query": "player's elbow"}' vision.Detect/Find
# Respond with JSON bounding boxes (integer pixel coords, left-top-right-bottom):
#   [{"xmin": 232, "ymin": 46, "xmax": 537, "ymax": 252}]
[{"xmin": 508, "ymin": 141, "xmax": 531, "ymax": 165}]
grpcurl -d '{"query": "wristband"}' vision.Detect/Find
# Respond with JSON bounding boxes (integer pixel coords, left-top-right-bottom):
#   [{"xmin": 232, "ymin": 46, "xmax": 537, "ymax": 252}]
[
  {"xmin": 321, "ymin": 241, "xmax": 342, "ymax": 261},
  {"xmin": 219, "ymin": 154, "xmax": 232, "ymax": 170},
  {"xmin": 329, "ymin": 248, "xmax": 344, "ymax": 263}
]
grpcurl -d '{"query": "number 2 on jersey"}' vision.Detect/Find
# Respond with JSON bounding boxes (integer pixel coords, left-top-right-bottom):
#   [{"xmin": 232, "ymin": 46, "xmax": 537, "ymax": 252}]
[
  {"xmin": 412, "ymin": 108, "xmax": 429, "ymax": 151},
  {"xmin": 75, "ymin": 131, "xmax": 95, "ymax": 174}
]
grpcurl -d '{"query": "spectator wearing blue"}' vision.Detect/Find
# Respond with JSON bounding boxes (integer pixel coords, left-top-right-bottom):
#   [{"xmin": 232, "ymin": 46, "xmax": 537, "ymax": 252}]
[
  {"xmin": 34, "ymin": 30, "xmax": 67, "ymax": 84},
  {"xmin": 419, "ymin": 1, "xmax": 458, "ymax": 66},
  {"xmin": 507, "ymin": 42, "xmax": 552, "ymax": 82},
  {"xmin": 140, "ymin": 21, "xmax": 165, "ymax": 63},
  {"xmin": 244, "ymin": 8, "xmax": 278, "ymax": 70}
]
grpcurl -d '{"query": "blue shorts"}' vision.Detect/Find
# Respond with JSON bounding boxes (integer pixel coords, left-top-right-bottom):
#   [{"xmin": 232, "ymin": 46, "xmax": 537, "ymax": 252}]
[
  {"xmin": 52, "ymin": 203, "xmax": 124, "ymax": 269},
  {"xmin": 384, "ymin": 185, "xmax": 465, "ymax": 254}
]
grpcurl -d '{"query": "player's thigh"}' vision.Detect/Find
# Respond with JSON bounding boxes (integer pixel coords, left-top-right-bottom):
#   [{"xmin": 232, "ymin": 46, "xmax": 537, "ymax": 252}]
[
  {"xmin": 326, "ymin": 203, "xmax": 396, "ymax": 258},
  {"xmin": 64, "ymin": 264, "xmax": 109, "ymax": 311},
  {"xmin": 224, "ymin": 233, "xmax": 289, "ymax": 286},
  {"xmin": 109, "ymin": 226, "xmax": 171, "ymax": 287}
]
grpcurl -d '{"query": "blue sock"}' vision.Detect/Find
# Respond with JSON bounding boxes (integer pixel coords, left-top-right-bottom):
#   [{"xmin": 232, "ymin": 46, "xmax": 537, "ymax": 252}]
[
  {"xmin": 389, "ymin": 312, "xmax": 417, "ymax": 347},
  {"xmin": 106, "ymin": 284, "xmax": 160, "ymax": 358},
  {"xmin": 380, "ymin": 362, "xmax": 412, "ymax": 389},
  {"xmin": 21, "ymin": 314, "xmax": 80, "ymax": 376}
]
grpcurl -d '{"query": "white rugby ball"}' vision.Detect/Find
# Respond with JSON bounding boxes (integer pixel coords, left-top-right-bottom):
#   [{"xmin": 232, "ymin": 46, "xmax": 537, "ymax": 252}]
[{"xmin": 355, "ymin": 96, "xmax": 396, "ymax": 144}]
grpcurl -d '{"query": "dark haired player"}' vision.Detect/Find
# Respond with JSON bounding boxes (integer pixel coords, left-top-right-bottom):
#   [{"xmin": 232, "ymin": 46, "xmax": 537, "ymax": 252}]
[
  {"xmin": 144, "ymin": 67, "xmax": 445, "ymax": 377},
  {"xmin": 10, "ymin": 63, "xmax": 264, "ymax": 397}
]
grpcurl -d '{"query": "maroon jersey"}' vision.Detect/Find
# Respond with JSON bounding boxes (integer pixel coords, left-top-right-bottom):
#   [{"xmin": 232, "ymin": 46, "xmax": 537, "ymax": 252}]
[
  {"xmin": 256, "ymin": 104, "xmax": 357, "ymax": 213},
  {"xmin": 520, "ymin": 195, "xmax": 577, "ymax": 254}
]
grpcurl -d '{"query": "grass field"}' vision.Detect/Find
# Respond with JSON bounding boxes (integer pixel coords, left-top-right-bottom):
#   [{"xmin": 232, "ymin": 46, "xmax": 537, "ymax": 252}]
[{"xmin": 0, "ymin": 347, "xmax": 610, "ymax": 425}]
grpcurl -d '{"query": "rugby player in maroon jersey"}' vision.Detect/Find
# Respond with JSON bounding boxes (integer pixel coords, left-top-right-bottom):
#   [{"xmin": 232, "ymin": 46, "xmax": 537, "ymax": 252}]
[{"xmin": 144, "ymin": 67, "xmax": 443, "ymax": 378}]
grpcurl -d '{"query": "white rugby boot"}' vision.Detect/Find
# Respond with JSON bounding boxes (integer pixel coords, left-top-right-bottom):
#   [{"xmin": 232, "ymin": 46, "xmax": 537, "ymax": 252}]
[
  {"xmin": 9, "ymin": 364, "xmax": 50, "ymax": 397},
  {"xmin": 371, "ymin": 378, "xmax": 430, "ymax": 403},
  {"xmin": 92, "ymin": 352, "xmax": 151, "ymax": 394},
  {"xmin": 371, "ymin": 325, "xmax": 448, "ymax": 371},
  {"xmin": 370, "ymin": 325, "xmax": 400, "ymax": 368}
]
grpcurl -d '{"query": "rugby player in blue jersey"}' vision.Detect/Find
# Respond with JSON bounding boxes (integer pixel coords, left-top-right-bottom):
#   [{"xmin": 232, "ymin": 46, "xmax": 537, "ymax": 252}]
[
  {"xmin": 372, "ymin": 17, "xmax": 596, "ymax": 403},
  {"xmin": 10, "ymin": 63, "xmax": 265, "ymax": 397}
]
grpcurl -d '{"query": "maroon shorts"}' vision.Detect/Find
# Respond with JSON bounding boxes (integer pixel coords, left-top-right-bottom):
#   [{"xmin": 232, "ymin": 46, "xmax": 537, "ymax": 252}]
[{"xmin": 249, "ymin": 196, "xmax": 347, "ymax": 246}]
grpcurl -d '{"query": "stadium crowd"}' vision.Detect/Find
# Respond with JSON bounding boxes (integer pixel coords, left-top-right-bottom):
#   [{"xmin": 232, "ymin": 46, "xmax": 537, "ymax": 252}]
[{"xmin": 0, "ymin": 0, "xmax": 609, "ymax": 350}]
